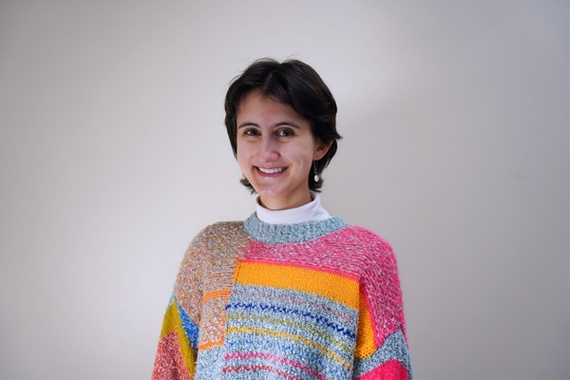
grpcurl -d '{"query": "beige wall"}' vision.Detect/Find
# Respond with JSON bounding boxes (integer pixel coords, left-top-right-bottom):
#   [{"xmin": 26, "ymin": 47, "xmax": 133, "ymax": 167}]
[{"xmin": 0, "ymin": 0, "xmax": 568, "ymax": 378}]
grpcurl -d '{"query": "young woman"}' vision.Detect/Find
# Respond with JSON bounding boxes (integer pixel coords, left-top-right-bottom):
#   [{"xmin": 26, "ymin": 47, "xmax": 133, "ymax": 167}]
[{"xmin": 152, "ymin": 59, "xmax": 412, "ymax": 380}]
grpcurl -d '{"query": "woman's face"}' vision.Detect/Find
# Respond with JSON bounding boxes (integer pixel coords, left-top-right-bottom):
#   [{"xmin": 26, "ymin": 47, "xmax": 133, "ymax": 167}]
[{"xmin": 236, "ymin": 91, "xmax": 329, "ymax": 210}]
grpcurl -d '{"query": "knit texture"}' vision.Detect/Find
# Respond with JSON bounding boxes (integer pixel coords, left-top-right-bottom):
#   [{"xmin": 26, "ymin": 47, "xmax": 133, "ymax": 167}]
[{"xmin": 152, "ymin": 214, "xmax": 412, "ymax": 379}]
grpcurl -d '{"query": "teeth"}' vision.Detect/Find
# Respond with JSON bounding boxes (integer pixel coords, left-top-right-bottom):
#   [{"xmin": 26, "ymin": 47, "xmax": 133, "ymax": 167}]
[{"xmin": 258, "ymin": 167, "xmax": 284, "ymax": 174}]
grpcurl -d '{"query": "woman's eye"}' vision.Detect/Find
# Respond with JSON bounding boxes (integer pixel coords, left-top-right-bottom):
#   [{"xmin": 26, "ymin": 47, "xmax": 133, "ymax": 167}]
[
  {"xmin": 244, "ymin": 129, "xmax": 260, "ymax": 136},
  {"xmin": 277, "ymin": 128, "xmax": 295, "ymax": 137}
]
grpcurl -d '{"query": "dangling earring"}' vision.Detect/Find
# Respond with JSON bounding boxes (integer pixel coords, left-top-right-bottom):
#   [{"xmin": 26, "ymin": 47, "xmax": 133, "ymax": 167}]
[{"xmin": 313, "ymin": 161, "xmax": 320, "ymax": 183}]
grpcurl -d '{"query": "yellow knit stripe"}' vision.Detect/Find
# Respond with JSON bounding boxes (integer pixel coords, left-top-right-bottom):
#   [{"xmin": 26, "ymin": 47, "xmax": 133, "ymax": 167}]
[
  {"xmin": 227, "ymin": 326, "xmax": 353, "ymax": 370},
  {"xmin": 227, "ymin": 313, "xmax": 352, "ymax": 353},
  {"xmin": 159, "ymin": 301, "xmax": 197, "ymax": 375},
  {"xmin": 355, "ymin": 294, "xmax": 377, "ymax": 359},
  {"xmin": 235, "ymin": 262, "xmax": 359, "ymax": 309},
  {"xmin": 159, "ymin": 301, "xmax": 179, "ymax": 338}
]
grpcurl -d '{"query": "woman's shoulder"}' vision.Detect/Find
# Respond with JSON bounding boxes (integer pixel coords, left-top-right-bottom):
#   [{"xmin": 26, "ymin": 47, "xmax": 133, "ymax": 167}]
[
  {"xmin": 196, "ymin": 220, "xmax": 245, "ymax": 236},
  {"xmin": 191, "ymin": 220, "xmax": 245, "ymax": 240},
  {"xmin": 186, "ymin": 220, "xmax": 249, "ymax": 252},
  {"xmin": 332, "ymin": 224, "xmax": 401, "ymax": 278},
  {"xmin": 341, "ymin": 224, "xmax": 391, "ymax": 249}
]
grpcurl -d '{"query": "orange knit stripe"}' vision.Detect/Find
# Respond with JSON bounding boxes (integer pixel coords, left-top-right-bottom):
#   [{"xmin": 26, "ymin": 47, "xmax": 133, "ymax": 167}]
[
  {"xmin": 203, "ymin": 290, "xmax": 230, "ymax": 302},
  {"xmin": 355, "ymin": 291, "xmax": 377, "ymax": 359},
  {"xmin": 234, "ymin": 261, "xmax": 359, "ymax": 309},
  {"xmin": 198, "ymin": 338, "xmax": 225, "ymax": 350}
]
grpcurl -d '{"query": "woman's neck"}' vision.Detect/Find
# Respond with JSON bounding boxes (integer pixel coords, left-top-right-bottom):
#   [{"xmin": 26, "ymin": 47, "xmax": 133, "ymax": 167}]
[
  {"xmin": 258, "ymin": 190, "xmax": 313, "ymax": 211},
  {"xmin": 255, "ymin": 193, "xmax": 331, "ymax": 224}
]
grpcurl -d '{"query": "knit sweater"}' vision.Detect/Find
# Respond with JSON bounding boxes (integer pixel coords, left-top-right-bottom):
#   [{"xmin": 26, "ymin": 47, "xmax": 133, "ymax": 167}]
[{"xmin": 152, "ymin": 214, "xmax": 412, "ymax": 380}]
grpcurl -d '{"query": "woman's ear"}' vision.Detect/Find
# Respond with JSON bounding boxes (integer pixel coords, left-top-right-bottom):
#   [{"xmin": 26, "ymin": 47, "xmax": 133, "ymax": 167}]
[{"xmin": 313, "ymin": 139, "xmax": 332, "ymax": 161}]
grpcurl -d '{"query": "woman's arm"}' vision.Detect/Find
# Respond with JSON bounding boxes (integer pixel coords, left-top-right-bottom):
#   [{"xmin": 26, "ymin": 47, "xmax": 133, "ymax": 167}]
[
  {"xmin": 353, "ymin": 232, "xmax": 412, "ymax": 379},
  {"xmin": 152, "ymin": 232, "xmax": 206, "ymax": 380}
]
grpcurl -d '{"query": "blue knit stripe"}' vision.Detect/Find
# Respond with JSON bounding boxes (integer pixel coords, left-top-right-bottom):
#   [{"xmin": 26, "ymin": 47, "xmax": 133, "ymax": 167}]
[
  {"xmin": 243, "ymin": 213, "xmax": 348, "ymax": 244},
  {"xmin": 226, "ymin": 302, "xmax": 356, "ymax": 340},
  {"xmin": 227, "ymin": 284, "xmax": 357, "ymax": 339},
  {"xmin": 177, "ymin": 301, "xmax": 200, "ymax": 350},
  {"xmin": 223, "ymin": 284, "xmax": 358, "ymax": 379},
  {"xmin": 195, "ymin": 346, "xmax": 224, "ymax": 380},
  {"xmin": 353, "ymin": 329, "xmax": 413, "ymax": 379}
]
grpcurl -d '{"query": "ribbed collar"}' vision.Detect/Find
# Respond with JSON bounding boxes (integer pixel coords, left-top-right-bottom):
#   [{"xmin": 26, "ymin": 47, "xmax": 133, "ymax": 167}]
[
  {"xmin": 244, "ymin": 213, "xmax": 348, "ymax": 244},
  {"xmin": 255, "ymin": 193, "xmax": 331, "ymax": 224}
]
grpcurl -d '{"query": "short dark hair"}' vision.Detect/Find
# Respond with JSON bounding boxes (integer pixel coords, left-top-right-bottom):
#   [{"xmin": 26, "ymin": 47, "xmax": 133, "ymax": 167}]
[{"xmin": 224, "ymin": 58, "xmax": 341, "ymax": 192}]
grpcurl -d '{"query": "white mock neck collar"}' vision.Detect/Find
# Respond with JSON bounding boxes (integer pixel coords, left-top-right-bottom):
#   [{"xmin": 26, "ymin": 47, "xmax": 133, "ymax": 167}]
[{"xmin": 255, "ymin": 193, "xmax": 331, "ymax": 224}]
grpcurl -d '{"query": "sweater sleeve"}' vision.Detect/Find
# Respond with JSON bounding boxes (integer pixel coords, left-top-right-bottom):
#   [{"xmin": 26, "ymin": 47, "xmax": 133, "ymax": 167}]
[
  {"xmin": 353, "ymin": 232, "xmax": 412, "ymax": 379},
  {"xmin": 152, "ymin": 233, "xmax": 206, "ymax": 380},
  {"xmin": 151, "ymin": 295, "xmax": 199, "ymax": 380}
]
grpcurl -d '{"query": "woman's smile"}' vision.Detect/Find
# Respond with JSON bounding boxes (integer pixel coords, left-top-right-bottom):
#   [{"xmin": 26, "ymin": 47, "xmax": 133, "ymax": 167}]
[{"xmin": 256, "ymin": 166, "xmax": 286, "ymax": 175}]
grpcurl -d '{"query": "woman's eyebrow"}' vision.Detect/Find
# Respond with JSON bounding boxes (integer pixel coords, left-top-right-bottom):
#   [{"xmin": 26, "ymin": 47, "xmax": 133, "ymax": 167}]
[
  {"xmin": 237, "ymin": 121, "xmax": 302, "ymax": 129},
  {"xmin": 273, "ymin": 122, "xmax": 301, "ymax": 129},
  {"xmin": 237, "ymin": 122, "xmax": 260, "ymax": 129}
]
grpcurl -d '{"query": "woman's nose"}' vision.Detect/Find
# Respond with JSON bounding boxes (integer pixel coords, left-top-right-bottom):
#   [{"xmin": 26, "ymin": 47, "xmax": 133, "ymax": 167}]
[{"xmin": 259, "ymin": 136, "xmax": 279, "ymax": 161}]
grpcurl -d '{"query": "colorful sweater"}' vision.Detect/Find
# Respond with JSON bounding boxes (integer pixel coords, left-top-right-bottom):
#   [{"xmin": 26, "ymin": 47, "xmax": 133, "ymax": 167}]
[{"xmin": 152, "ymin": 214, "xmax": 412, "ymax": 379}]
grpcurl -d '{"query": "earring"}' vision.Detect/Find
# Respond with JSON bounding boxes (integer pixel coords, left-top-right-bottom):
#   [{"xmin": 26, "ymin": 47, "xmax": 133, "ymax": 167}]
[{"xmin": 313, "ymin": 161, "xmax": 320, "ymax": 183}]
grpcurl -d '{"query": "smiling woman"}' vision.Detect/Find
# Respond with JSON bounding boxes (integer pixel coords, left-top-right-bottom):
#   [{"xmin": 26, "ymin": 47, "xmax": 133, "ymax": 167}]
[{"xmin": 151, "ymin": 59, "xmax": 412, "ymax": 380}]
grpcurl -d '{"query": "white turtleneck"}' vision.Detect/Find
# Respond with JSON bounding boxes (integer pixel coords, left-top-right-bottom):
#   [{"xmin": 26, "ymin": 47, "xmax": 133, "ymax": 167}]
[{"xmin": 255, "ymin": 193, "xmax": 331, "ymax": 224}]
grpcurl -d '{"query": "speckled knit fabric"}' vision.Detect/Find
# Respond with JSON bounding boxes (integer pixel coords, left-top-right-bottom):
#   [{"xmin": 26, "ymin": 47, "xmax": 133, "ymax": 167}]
[{"xmin": 152, "ymin": 214, "xmax": 412, "ymax": 380}]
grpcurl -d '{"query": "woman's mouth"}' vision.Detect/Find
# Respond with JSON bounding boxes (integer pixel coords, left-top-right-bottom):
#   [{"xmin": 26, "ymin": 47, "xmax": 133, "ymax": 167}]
[{"xmin": 257, "ymin": 167, "xmax": 286, "ymax": 174}]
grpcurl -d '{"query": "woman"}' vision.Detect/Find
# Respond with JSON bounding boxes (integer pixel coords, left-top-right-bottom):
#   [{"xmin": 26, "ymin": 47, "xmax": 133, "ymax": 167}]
[{"xmin": 152, "ymin": 59, "xmax": 412, "ymax": 379}]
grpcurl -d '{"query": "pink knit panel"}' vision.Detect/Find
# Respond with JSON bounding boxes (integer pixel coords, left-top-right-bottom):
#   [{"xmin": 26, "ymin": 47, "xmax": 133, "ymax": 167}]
[
  {"xmin": 356, "ymin": 359, "xmax": 409, "ymax": 380},
  {"xmin": 152, "ymin": 332, "xmax": 193, "ymax": 380},
  {"xmin": 241, "ymin": 226, "xmax": 405, "ymax": 347}
]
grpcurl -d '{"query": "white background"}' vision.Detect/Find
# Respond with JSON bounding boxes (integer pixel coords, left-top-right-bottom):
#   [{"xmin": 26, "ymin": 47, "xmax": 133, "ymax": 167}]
[{"xmin": 0, "ymin": 1, "xmax": 568, "ymax": 379}]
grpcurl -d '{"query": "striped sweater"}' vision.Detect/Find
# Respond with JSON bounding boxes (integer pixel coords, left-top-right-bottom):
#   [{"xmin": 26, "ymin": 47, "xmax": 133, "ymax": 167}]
[{"xmin": 152, "ymin": 214, "xmax": 412, "ymax": 379}]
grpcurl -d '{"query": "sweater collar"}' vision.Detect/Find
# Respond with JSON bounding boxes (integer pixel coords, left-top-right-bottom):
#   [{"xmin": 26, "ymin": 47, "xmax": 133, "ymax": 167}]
[{"xmin": 244, "ymin": 212, "xmax": 348, "ymax": 244}]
